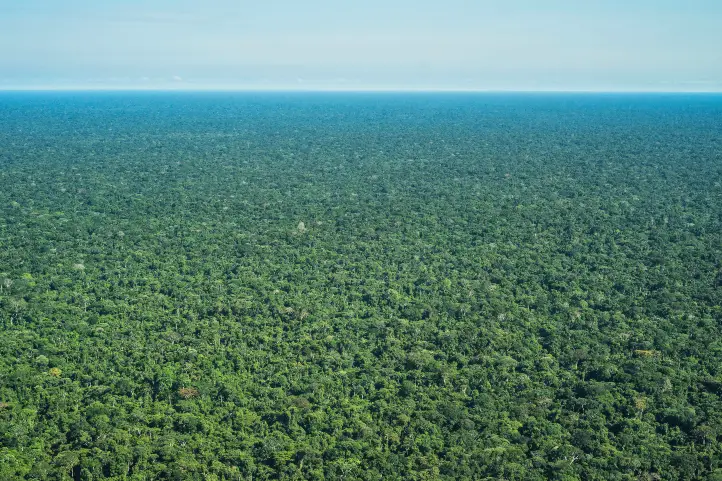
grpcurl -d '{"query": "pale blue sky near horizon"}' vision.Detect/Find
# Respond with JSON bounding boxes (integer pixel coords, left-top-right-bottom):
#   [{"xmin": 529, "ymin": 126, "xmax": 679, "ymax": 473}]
[{"xmin": 1, "ymin": 0, "xmax": 721, "ymax": 91}]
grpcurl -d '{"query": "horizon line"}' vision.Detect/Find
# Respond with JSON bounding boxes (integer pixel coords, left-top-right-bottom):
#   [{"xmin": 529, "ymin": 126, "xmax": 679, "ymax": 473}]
[{"xmin": 1, "ymin": 86, "xmax": 722, "ymax": 94}]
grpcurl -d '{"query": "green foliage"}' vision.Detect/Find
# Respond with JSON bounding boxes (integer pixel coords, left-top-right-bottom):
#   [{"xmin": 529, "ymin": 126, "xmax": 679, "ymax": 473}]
[{"xmin": 0, "ymin": 92, "xmax": 721, "ymax": 479}]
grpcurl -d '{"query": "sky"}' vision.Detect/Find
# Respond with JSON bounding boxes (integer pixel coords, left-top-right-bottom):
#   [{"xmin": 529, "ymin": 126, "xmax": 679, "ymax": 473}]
[{"xmin": 0, "ymin": 0, "xmax": 721, "ymax": 91}]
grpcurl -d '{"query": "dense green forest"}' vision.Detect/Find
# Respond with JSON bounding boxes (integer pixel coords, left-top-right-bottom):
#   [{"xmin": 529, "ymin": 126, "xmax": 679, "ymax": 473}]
[{"xmin": 1, "ymin": 93, "xmax": 721, "ymax": 480}]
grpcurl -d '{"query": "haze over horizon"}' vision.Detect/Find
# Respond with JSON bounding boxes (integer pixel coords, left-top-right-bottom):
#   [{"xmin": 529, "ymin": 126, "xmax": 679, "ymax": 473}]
[{"xmin": 1, "ymin": 0, "xmax": 721, "ymax": 92}]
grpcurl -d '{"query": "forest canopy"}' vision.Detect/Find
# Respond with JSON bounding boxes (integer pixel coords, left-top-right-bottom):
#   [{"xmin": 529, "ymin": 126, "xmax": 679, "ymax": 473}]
[{"xmin": 1, "ymin": 92, "xmax": 721, "ymax": 480}]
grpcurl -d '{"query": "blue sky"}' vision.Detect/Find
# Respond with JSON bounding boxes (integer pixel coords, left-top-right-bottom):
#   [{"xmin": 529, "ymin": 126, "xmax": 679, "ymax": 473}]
[{"xmin": 0, "ymin": 0, "xmax": 721, "ymax": 91}]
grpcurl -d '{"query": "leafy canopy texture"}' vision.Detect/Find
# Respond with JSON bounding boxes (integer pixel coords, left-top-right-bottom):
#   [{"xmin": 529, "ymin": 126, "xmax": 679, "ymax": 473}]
[{"xmin": 1, "ymin": 93, "xmax": 721, "ymax": 480}]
